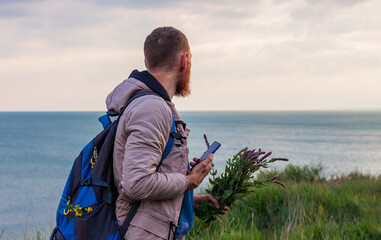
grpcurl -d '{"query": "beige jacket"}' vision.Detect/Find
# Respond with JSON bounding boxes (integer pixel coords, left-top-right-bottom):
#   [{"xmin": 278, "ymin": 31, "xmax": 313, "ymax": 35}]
[{"xmin": 106, "ymin": 77, "xmax": 190, "ymax": 239}]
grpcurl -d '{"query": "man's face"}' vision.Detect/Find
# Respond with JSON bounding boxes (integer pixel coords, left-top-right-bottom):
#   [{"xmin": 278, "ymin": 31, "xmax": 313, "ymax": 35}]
[{"xmin": 175, "ymin": 50, "xmax": 192, "ymax": 97}]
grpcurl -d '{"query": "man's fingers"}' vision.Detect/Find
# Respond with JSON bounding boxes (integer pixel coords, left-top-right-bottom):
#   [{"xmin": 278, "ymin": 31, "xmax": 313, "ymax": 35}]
[
  {"xmin": 193, "ymin": 157, "xmax": 200, "ymax": 163},
  {"xmin": 200, "ymin": 154, "xmax": 213, "ymax": 172},
  {"xmin": 217, "ymin": 206, "xmax": 229, "ymax": 216},
  {"xmin": 206, "ymin": 154, "xmax": 214, "ymax": 163},
  {"xmin": 207, "ymin": 194, "xmax": 220, "ymax": 209},
  {"xmin": 190, "ymin": 162, "xmax": 195, "ymax": 167}
]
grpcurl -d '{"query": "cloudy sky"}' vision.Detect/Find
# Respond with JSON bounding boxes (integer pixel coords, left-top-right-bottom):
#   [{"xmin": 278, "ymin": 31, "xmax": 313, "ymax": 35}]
[{"xmin": 1, "ymin": 0, "xmax": 380, "ymax": 111}]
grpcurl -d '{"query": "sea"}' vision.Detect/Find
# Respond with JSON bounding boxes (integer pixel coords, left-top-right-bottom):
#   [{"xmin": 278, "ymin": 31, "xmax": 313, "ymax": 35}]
[{"xmin": 0, "ymin": 111, "xmax": 380, "ymax": 238}]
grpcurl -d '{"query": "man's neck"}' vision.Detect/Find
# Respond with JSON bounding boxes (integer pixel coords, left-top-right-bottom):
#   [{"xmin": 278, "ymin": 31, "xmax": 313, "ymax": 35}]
[{"xmin": 150, "ymin": 70, "xmax": 177, "ymax": 100}]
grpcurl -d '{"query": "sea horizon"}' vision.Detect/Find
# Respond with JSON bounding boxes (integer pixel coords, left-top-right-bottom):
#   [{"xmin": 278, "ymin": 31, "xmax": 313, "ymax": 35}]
[
  {"xmin": 1, "ymin": 111, "xmax": 380, "ymax": 237},
  {"xmin": 1, "ymin": 109, "xmax": 381, "ymax": 113}
]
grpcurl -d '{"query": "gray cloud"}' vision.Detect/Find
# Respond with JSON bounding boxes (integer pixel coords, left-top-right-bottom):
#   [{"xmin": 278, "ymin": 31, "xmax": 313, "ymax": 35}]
[
  {"xmin": 304, "ymin": 0, "xmax": 368, "ymax": 7},
  {"xmin": 0, "ymin": 4, "xmax": 29, "ymax": 18},
  {"xmin": 88, "ymin": 0, "xmax": 179, "ymax": 9},
  {"xmin": 1, "ymin": 0, "xmax": 381, "ymax": 110}
]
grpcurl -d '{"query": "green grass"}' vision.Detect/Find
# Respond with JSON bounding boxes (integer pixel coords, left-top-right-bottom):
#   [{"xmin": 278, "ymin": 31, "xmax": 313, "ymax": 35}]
[
  {"xmin": 2, "ymin": 164, "xmax": 380, "ymax": 240},
  {"xmin": 0, "ymin": 227, "xmax": 47, "ymax": 240},
  {"xmin": 188, "ymin": 164, "xmax": 381, "ymax": 240}
]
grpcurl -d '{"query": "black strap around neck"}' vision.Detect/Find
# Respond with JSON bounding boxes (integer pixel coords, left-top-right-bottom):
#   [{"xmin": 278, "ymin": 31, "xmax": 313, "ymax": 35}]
[{"xmin": 129, "ymin": 70, "xmax": 171, "ymax": 102}]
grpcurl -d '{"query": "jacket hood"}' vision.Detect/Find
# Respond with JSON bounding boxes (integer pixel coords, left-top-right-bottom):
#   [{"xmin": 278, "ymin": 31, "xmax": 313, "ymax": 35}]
[{"xmin": 106, "ymin": 70, "xmax": 171, "ymax": 113}]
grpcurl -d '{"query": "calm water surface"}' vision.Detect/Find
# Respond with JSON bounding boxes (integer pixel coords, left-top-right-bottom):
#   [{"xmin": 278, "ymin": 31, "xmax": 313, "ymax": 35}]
[{"xmin": 0, "ymin": 111, "xmax": 380, "ymax": 237}]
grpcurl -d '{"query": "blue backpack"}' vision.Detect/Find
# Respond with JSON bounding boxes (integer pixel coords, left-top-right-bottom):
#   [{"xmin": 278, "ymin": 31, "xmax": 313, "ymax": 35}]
[{"xmin": 50, "ymin": 91, "xmax": 176, "ymax": 240}]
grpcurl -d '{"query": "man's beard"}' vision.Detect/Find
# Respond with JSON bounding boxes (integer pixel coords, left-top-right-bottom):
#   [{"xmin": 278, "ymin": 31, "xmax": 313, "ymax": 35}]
[{"xmin": 175, "ymin": 69, "xmax": 191, "ymax": 97}]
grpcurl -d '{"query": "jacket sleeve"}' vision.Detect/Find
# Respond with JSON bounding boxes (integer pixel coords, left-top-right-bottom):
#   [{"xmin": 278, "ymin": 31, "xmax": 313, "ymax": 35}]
[{"xmin": 121, "ymin": 96, "xmax": 188, "ymax": 201}]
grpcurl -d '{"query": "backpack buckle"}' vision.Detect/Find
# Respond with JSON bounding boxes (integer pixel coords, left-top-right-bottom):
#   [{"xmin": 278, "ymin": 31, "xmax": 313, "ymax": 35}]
[
  {"xmin": 170, "ymin": 131, "xmax": 186, "ymax": 144},
  {"xmin": 80, "ymin": 178, "xmax": 92, "ymax": 186}
]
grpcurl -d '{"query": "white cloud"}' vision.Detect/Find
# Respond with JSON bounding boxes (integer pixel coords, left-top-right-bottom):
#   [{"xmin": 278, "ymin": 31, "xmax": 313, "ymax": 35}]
[{"xmin": 0, "ymin": 0, "xmax": 380, "ymax": 111}]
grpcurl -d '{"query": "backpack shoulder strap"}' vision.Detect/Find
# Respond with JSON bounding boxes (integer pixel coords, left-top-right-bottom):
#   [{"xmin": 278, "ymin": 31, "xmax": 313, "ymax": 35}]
[
  {"xmin": 157, "ymin": 115, "xmax": 176, "ymax": 170},
  {"xmin": 117, "ymin": 91, "xmax": 176, "ymax": 238},
  {"xmin": 99, "ymin": 91, "xmax": 161, "ymax": 129},
  {"xmin": 112, "ymin": 90, "xmax": 175, "ymax": 162},
  {"xmin": 116, "ymin": 90, "xmax": 176, "ymax": 164},
  {"xmin": 119, "ymin": 90, "xmax": 176, "ymax": 164}
]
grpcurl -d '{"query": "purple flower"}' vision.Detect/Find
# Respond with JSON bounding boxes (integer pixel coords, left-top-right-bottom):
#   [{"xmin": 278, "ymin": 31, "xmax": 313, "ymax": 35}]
[
  {"xmin": 244, "ymin": 149, "xmax": 255, "ymax": 159},
  {"xmin": 274, "ymin": 180, "xmax": 285, "ymax": 188},
  {"xmin": 203, "ymin": 134, "xmax": 210, "ymax": 148},
  {"xmin": 259, "ymin": 152, "xmax": 272, "ymax": 162},
  {"xmin": 249, "ymin": 152, "xmax": 260, "ymax": 161},
  {"xmin": 275, "ymin": 158, "xmax": 289, "ymax": 161},
  {"xmin": 241, "ymin": 147, "xmax": 249, "ymax": 158},
  {"xmin": 270, "ymin": 176, "xmax": 278, "ymax": 181}
]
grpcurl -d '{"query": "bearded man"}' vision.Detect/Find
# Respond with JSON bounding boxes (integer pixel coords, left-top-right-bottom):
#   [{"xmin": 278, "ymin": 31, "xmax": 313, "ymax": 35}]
[{"xmin": 105, "ymin": 27, "xmax": 227, "ymax": 240}]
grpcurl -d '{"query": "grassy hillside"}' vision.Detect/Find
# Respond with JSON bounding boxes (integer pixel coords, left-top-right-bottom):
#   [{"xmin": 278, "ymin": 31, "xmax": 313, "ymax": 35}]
[
  {"xmin": 2, "ymin": 165, "xmax": 379, "ymax": 240},
  {"xmin": 188, "ymin": 165, "xmax": 381, "ymax": 240}
]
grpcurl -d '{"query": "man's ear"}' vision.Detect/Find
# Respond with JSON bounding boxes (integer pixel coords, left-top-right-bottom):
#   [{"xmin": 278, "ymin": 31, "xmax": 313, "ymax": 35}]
[{"xmin": 180, "ymin": 53, "xmax": 188, "ymax": 71}]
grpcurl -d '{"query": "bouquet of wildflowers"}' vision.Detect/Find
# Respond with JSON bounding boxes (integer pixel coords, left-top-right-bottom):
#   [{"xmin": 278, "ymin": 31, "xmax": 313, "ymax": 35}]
[{"xmin": 195, "ymin": 136, "xmax": 288, "ymax": 223}]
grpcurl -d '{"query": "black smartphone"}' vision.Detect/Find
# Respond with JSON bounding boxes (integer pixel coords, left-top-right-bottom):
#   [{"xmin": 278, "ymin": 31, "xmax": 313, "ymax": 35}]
[
  {"xmin": 191, "ymin": 141, "xmax": 221, "ymax": 170},
  {"xmin": 200, "ymin": 141, "xmax": 221, "ymax": 160}
]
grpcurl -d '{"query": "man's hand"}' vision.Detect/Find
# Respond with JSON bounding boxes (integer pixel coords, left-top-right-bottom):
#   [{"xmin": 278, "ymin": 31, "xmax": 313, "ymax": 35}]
[
  {"xmin": 186, "ymin": 154, "xmax": 213, "ymax": 190},
  {"xmin": 194, "ymin": 194, "xmax": 229, "ymax": 216}
]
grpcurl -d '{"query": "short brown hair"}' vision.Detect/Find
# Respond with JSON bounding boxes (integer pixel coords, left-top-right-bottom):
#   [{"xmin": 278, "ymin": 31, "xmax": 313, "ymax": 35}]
[{"xmin": 144, "ymin": 26, "xmax": 189, "ymax": 71}]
